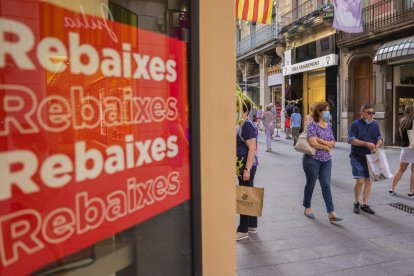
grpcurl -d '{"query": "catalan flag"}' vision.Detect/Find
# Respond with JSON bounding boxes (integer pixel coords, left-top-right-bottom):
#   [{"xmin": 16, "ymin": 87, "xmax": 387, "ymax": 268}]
[{"xmin": 236, "ymin": 0, "xmax": 273, "ymax": 25}]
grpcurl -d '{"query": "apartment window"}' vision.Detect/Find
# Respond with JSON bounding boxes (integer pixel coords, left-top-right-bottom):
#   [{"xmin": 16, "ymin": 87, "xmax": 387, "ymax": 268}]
[
  {"xmin": 320, "ymin": 37, "xmax": 330, "ymax": 52},
  {"xmin": 296, "ymin": 42, "xmax": 317, "ymax": 63}
]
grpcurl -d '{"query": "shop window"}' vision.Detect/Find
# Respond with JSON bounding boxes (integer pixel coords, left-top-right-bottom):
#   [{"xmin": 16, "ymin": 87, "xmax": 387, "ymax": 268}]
[
  {"xmin": 400, "ymin": 64, "xmax": 414, "ymax": 85},
  {"xmin": 0, "ymin": 0, "xmax": 194, "ymax": 275}
]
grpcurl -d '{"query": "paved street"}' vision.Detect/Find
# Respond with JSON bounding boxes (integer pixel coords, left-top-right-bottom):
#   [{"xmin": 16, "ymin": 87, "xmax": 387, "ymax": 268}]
[{"xmin": 237, "ymin": 131, "xmax": 414, "ymax": 276}]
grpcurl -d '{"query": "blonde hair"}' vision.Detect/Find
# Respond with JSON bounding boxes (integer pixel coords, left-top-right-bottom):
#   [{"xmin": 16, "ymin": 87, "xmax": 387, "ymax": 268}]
[{"xmin": 400, "ymin": 104, "xmax": 414, "ymax": 131}]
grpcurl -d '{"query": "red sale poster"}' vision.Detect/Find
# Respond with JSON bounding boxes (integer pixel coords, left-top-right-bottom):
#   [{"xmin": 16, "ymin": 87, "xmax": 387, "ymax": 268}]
[{"xmin": 0, "ymin": 2, "xmax": 190, "ymax": 275}]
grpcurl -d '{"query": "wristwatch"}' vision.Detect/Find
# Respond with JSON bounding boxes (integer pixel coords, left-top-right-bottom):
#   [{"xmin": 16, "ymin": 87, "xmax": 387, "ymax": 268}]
[{"xmin": 244, "ymin": 168, "xmax": 250, "ymax": 173}]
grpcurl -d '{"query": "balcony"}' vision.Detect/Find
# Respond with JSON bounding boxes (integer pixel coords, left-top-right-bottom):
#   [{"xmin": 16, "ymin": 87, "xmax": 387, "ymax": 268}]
[
  {"xmin": 236, "ymin": 21, "xmax": 282, "ymax": 57},
  {"xmin": 280, "ymin": 0, "xmax": 325, "ymax": 26},
  {"xmin": 279, "ymin": 0, "xmax": 332, "ymax": 37},
  {"xmin": 337, "ymin": 0, "xmax": 414, "ymax": 47}
]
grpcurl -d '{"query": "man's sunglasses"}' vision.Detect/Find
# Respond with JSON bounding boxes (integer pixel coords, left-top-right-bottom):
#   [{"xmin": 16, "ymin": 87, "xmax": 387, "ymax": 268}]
[{"xmin": 365, "ymin": 111, "xmax": 375, "ymax": 115}]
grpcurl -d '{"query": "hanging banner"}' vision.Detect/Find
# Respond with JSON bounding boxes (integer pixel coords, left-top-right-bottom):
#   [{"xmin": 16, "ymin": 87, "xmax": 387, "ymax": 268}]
[
  {"xmin": 332, "ymin": 0, "xmax": 363, "ymax": 33},
  {"xmin": 0, "ymin": 2, "xmax": 190, "ymax": 275}
]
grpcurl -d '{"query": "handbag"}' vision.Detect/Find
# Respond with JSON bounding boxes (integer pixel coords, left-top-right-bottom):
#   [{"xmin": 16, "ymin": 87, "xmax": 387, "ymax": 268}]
[
  {"xmin": 294, "ymin": 124, "xmax": 316, "ymax": 155},
  {"xmin": 366, "ymin": 149, "xmax": 393, "ymax": 182},
  {"xmin": 236, "ymin": 185, "xmax": 264, "ymax": 217},
  {"xmin": 407, "ymin": 120, "xmax": 414, "ymax": 149}
]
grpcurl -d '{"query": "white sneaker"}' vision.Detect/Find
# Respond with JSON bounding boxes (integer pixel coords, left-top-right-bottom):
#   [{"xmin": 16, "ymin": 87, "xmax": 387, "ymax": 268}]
[
  {"xmin": 408, "ymin": 193, "xmax": 414, "ymax": 198},
  {"xmin": 236, "ymin": 232, "xmax": 248, "ymax": 241},
  {"xmin": 248, "ymin": 227, "xmax": 257, "ymax": 234}
]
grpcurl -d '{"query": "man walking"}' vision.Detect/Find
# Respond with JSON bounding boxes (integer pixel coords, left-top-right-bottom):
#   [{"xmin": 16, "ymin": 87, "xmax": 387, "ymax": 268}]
[{"xmin": 348, "ymin": 104, "xmax": 383, "ymax": 215}]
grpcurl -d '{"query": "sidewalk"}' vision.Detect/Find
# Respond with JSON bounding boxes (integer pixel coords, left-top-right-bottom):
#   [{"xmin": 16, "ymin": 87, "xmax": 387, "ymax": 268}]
[{"xmin": 237, "ymin": 132, "xmax": 414, "ymax": 276}]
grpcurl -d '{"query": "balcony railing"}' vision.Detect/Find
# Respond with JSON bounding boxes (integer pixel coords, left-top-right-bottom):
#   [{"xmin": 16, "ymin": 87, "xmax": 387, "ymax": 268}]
[
  {"xmin": 337, "ymin": 0, "xmax": 414, "ymax": 45},
  {"xmin": 237, "ymin": 21, "xmax": 282, "ymax": 56},
  {"xmin": 280, "ymin": 0, "xmax": 329, "ymax": 27}
]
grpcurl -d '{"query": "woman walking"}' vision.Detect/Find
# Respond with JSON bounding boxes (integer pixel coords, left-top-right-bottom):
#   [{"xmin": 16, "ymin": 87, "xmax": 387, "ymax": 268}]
[
  {"xmin": 236, "ymin": 100, "xmax": 259, "ymax": 240},
  {"xmin": 303, "ymin": 101, "xmax": 342, "ymax": 222},
  {"xmin": 263, "ymin": 104, "xmax": 275, "ymax": 152},
  {"xmin": 389, "ymin": 104, "xmax": 414, "ymax": 198}
]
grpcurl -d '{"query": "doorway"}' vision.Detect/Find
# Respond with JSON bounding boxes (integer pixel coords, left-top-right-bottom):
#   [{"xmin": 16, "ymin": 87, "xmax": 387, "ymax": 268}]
[{"xmin": 354, "ymin": 57, "xmax": 373, "ymax": 119}]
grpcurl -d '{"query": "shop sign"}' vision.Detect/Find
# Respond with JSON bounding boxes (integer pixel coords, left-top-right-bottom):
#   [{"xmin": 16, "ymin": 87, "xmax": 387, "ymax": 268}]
[
  {"xmin": 0, "ymin": 2, "xmax": 190, "ymax": 275},
  {"xmin": 283, "ymin": 54, "xmax": 338, "ymax": 76}
]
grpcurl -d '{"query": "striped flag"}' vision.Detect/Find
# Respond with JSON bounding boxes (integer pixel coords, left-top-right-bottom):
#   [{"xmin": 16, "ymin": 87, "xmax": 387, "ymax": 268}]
[{"xmin": 236, "ymin": 0, "xmax": 273, "ymax": 25}]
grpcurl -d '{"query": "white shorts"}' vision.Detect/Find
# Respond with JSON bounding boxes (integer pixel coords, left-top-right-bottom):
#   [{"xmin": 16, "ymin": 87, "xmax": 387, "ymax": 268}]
[{"xmin": 400, "ymin": 147, "xmax": 414, "ymax": 163}]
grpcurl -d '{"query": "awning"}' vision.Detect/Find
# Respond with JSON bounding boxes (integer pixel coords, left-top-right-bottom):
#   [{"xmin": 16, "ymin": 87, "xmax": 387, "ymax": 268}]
[{"xmin": 374, "ymin": 36, "xmax": 414, "ymax": 64}]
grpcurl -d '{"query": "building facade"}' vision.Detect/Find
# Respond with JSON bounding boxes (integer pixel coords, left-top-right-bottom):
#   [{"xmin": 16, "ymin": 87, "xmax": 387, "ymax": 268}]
[
  {"xmin": 337, "ymin": 0, "xmax": 414, "ymax": 145},
  {"xmin": 237, "ymin": 0, "xmax": 338, "ymax": 136}
]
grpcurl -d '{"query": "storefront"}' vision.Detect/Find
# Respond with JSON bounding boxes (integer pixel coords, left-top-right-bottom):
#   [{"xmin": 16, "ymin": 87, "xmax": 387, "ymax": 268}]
[
  {"xmin": 283, "ymin": 40, "xmax": 339, "ymax": 137},
  {"xmin": 0, "ymin": 0, "xmax": 236, "ymax": 275},
  {"xmin": 374, "ymin": 36, "xmax": 414, "ymax": 145}
]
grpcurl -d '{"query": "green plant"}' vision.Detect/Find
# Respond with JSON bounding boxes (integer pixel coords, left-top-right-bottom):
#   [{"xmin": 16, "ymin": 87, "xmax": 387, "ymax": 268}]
[{"xmin": 236, "ymin": 84, "xmax": 257, "ymax": 126}]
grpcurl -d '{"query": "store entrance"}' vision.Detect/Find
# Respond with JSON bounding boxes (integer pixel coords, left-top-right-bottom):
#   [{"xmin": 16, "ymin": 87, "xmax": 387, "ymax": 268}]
[{"xmin": 395, "ymin": 87, "xmax": 414, "ymax": 145}]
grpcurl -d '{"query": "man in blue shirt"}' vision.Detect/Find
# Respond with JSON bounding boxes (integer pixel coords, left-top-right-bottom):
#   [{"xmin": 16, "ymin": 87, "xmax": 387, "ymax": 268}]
[{"xmin": 348, "ymin": 104, "xmax": 383, "ymax": 215}]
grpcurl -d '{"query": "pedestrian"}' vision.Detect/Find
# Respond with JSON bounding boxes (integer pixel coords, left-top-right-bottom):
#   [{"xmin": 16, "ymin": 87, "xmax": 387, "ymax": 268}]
[
  {"xmin": 303, "ymin": 101, "xmax": 342, "ymax": 222},
  {"xmin": 348, "ymin": 104, "xmax": 384, "ymax": 214},
  {"xmin": 257, "ymin": 105, "xmax": 263, "ymax": 131},
  {"xmin": 284, "ymin": 101, "xmax": 294, "ymax": 139},
  {"xmin": 290, "ymin": 107, "xmax": 302, "ymax": 146},
  {"xmin": 236, "ymin": 100, "xmax": 259, "ymax": 240},
  {"xmin": 263, "ymin": 104, "xmax": 275, "ymax": 151},
  {"xmin": 389, "ymin": 104, "xmax": 414, "ymax": 198}
]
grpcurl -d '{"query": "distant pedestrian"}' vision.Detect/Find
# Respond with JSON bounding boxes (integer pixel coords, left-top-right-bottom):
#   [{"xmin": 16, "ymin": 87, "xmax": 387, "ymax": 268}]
[
  {"xmin": 256, "ymin": 105, "xmax": 263, "ymax": 130},
  {"xmin": 263, "ymin": 104, "xmax": 275, "ymax": 151},
  {"xmin": 290, "ymin": 107, "xmax": 302, "ymax": 146},
  {"xmin": 389, "ymin": 104, "xmax": 414, "ymax": 198},
  {"xmin": 236, "ymin": 100, "xmax": 259, "ymax": 241},
  {"xmin": 348, "ymin": 104, "xmax": 384, "ymax": 215},
  {"xmin": 303, "ymin": 101, "xmax": 342, "ymax": 222},
  {"xmin": 284, "ymin": 102, "xmax": 294, "ymax": 139}
]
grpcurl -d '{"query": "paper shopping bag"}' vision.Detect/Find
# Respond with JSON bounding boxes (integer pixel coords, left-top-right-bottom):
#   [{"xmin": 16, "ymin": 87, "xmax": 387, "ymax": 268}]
[
  {"xmin": 366, "ymin": 150, "xmax": 393, "ymax": 182},
  {"xmin": 236, "ymin": 185, "xmax": 264, "ymax": 217}
]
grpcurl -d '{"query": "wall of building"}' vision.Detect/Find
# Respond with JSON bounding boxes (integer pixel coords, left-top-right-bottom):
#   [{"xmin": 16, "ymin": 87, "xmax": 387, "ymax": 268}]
[{"xmin": 200, "ymin": 0, "xmax": 236, "ymax": 275}]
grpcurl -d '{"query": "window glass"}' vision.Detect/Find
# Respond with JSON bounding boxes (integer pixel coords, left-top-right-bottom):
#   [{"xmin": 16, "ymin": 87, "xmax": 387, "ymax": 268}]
[{"xmin": 0, "ymin": 0, "xmax": 192, "ymax": 275}]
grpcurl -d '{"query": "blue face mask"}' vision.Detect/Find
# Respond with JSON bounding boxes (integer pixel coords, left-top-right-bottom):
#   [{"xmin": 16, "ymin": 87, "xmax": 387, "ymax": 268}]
[
  {"xmin": 364, "ymin": 119, "xmax": 373, "ymax": 124},
  {"xmin": 322, "ymin": 111, "xmax": 331, "ymax": 121}
]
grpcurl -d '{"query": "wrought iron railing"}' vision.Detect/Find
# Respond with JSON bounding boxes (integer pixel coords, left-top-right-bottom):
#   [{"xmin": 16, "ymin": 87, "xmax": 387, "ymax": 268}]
[
  {"xmin": 280, "ymin": 0, "xmax": 329, "ymax": 26},
  {"xmin": 236, "ymin": 21, "xmax": 282, "ymax": 56},
  {"xmin": 337, "ymin": 0, "xmax": 414, "ymax": 44}
]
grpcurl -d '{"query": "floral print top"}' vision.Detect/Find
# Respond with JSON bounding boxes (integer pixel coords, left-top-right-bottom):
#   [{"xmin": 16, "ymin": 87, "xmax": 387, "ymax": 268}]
[{"xmin": 307, "ymin": 121, "xmax": 335, "ymax": 162}]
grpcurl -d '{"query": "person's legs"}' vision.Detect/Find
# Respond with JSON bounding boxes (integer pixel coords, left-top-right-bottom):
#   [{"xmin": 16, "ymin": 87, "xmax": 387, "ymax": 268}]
[
  {"xmin": 390, "ymin": 162, "xmax": 408, "ymax": 191},
  {"xmin": 286, "ymin": 127, "xmax": 292, "ymax": 139},
  {"xmin": 292, "ymin": 127, "xmax": 300, "ymax": 146},
  {"xmin": 350, "ymin": 156, "xmax": 367, "ymax": 213},
  {"xmin": 318, "ymin": 160, "xmax": 334, "ymax": 213},
  {"xmin": 237, "ymin": 166, "xmax": 257, "ymax": 233},
  {"xmin": 410, "ymin": 164, "xmax": 414, "ymax": 194},
  {"xmin": 302, "ymin": 155, "xmax": 319, "ymax": 212},
  {"xmin": 265, "ymin": 127, "xmax": 272, "ymax": 150},
  {"xmin": 247, "ymin": 166, "xmax": 257, "ymax": 228},
  {"xmin": 362, "ymin": 178, "xmax": 372, "ymax": 205},
  {"xmin": 354, "ymin": 178, "xmax": 364, "ymax": 203}
]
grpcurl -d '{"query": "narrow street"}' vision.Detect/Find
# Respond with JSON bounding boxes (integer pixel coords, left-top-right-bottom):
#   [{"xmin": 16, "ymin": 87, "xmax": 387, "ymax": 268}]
[{"xmin": 237, "ymin": 131, "xmax": 414, "ymax": 276}]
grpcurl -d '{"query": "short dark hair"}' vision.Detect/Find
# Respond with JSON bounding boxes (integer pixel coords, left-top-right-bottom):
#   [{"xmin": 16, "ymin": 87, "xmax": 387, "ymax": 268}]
[
  {"xmin": 311, "ymin": 101, "xmax": 329, "ymax": 122},
  {"xmin": 293, "ymin": 107, "xmax": 299, "ymax": 113},
  {"xmin": 361, "ymin": 104, "xmax": 374, "ymax": 112},
  {"xmin": 242, "ymin": 100, "xmax": 252, "ymax": 114}
]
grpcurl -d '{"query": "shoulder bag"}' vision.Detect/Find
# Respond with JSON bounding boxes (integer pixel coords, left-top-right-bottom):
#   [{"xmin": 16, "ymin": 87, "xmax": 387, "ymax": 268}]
[{"xmin": 294, "ymin": 123, "xmax": 316, "ymax": 155}]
